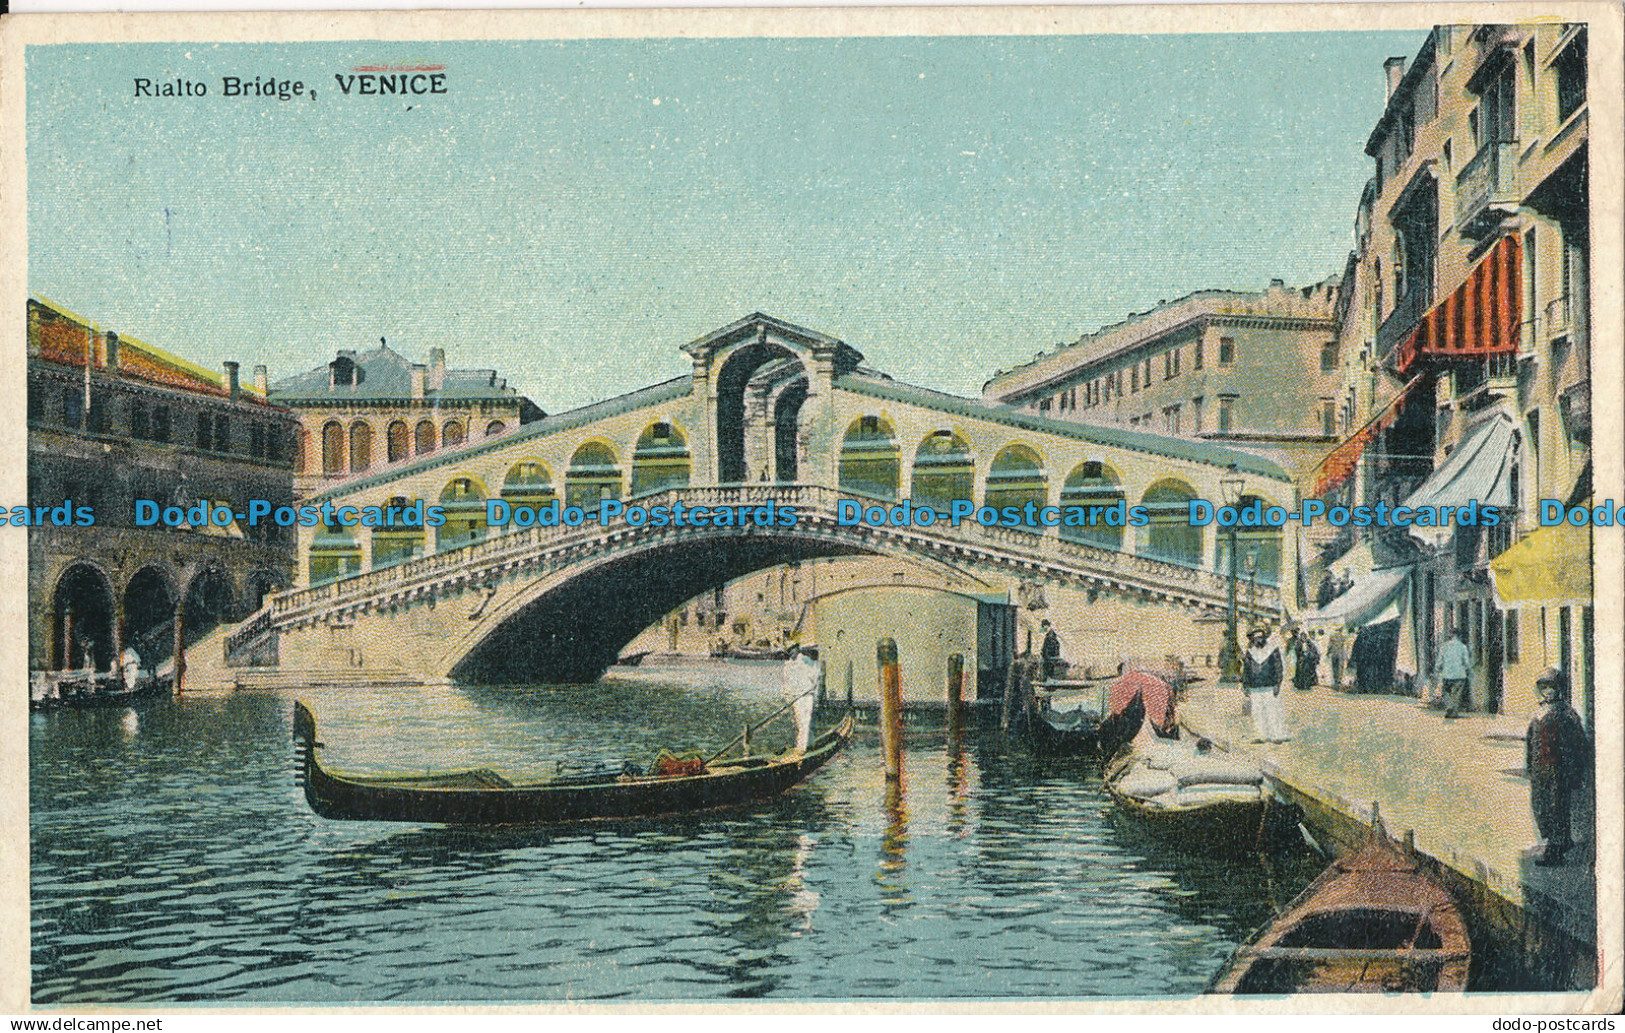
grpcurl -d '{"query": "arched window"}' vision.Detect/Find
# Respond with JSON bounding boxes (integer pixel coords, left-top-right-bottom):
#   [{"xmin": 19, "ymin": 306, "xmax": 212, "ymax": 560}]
[
  {"xmin": 1139, "ymin": 479, "xmax": 1201, "ymax": 568},
  {"xmin": 443, "ymin": 420, "xmax": 465, "ymax": 448},
  {"xmin": 1059, "ymin": 461, "xmax": 1125, "ymax": 551},
  {"xmin": 1215, "ymin": 494, "xmax": 1283, "ymax": 588},
  {"xmin": 566, "ymin": 441, "xmax": 622, "ymax": 510},
  {"xmin": 631, "ymin": 422, "xmax": 691, "ymax": 496},
  {"xmin": 372, "ymin": 495, "xmax": 426, "ymax": 567},
  {"xmin": 349, "ymin": 421, "xmax": 372, "ymax": 473},
  {"xmin": 437, "ymin": 476, "xmax": 488, "ymax": 551},
  {"xmin": 387, "ymin": 421, "xmax": 409, "ymax": 463},
  {"xmin": 414, "ymin": 419, "xmax": 437, "ymax": 456},
  {"xmin": 984, "ymin": 444, "xmax": 1047, "ymax": 512},
  {"xmin": 839, "ymin": 416, "xmax": 900, "ymax": 500},
  {"xmin": 486, "ymin": 420, "xmax": 506, "ymax": 438},
  {"xmin": 911, "ymin": 430, "xmax": 973, "ymax": 512},
  {"xmin": 321, "ymin": 421, "xmax": 345, "ymax": 475}
]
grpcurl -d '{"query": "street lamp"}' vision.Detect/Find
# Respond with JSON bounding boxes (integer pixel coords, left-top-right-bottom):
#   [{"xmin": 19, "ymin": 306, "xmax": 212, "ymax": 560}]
[{"xmin": 1218, "ymin": 472, "xmax": 1245, "ymax": 685}]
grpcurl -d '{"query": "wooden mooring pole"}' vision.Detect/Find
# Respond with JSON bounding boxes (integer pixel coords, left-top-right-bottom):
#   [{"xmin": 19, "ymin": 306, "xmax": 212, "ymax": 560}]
[
  {"xmin": 947, "ymin": 652, "xmax": 965, "ymax": 736},
  {"xmin": 877, "ymin": 638, "xmax": 903, "ymax": 781}
]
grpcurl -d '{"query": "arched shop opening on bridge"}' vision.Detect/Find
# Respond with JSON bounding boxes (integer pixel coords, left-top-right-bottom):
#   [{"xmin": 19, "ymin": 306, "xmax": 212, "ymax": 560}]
[
  {"xmin": 1059, "ymin": 460, "xmax": 1125, "ymax": 551},
  {"xmin": 911, "ymin": 430, "xmax": 974, "ymax": 512},
  {"xmin": 373, "ymin": 495, "xmax": 426, "ymax": 567},
  {"xmin": 122, "ymin": 566, "xmax": 177, "ymax": 665},
  {"xmin": 1213, "ymin": 494, "xmax": 1285, "ymax": 588},
  {"xmin": 984, "ymin": 443, "xmax": 1049, "ymax": 511},
  {"xmin": 839, "ymin": 415, "xmax": 901, "ymax": 500},
  {"xmin": 309, "ymin": 518, "xmax": 362, "ymax": 584},
  {"xmin": 438, "ymin": 476, "xmax": 489, "ymax": 551},
  {"xmin": 631, "ymin": 421, "xmax": 692, "ymax": 496},
  {"xmin": 565, "ymin": 442, "xmax": 623, "ymax": 510},
  {"xmin": 50, "ymin": 563, "xmax": 116, "ymax": 672},
  {"xmin": 502, "ymin": 461, "xmax": 557, "ymax": 510},
  {"xmin": 1141, "ymin": 478, "xmax": 1203, "ymax": 568}
]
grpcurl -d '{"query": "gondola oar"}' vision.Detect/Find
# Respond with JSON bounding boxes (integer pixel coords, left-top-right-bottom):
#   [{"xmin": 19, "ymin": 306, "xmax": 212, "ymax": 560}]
[{"xmin": 703, "ymin": 688, "xmax": 820, "ymax": 764}]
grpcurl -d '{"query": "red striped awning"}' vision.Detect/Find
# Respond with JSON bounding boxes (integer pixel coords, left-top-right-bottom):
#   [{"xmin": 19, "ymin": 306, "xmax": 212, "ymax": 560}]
[
  {"xmin": 1394, "ymin": 234, "xmax": 1522, "ymax": 375},
  {"xmin": 1310, "ymin": 377, "xmax": 1424, "ymax": 498}
]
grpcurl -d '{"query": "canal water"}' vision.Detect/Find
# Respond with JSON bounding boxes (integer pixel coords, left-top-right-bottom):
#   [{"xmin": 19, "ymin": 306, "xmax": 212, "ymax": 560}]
[{"xmin": 30, "ymin": 661, "xmax": 1318, "ymax": 1004}]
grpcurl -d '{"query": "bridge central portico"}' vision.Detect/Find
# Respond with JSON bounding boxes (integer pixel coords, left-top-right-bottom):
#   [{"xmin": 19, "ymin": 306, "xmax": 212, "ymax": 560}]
[{"xmin": 239, "ymin": 314, "xmax": 1296, "ymax": 684}]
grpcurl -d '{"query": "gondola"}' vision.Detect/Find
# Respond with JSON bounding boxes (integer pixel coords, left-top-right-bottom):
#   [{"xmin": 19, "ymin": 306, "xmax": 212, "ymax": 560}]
[
  {"xmin": 1024, "ymin": 679, "xmax": 1108, "ymax": 756},
  {"xmin": 1207, "ymin": 813, "xmax": 1471, "ymax": 994},
  {"xmin": 293, "ymin": 701, "xmax": 853, "ymax": 825},
  {"xmin": 1104, "ymin": 724, "xmax": 1267, "ymax": 852},
  {"xmin": 613, "ymin": 650, "xmax": 651, "ymax": 667}
]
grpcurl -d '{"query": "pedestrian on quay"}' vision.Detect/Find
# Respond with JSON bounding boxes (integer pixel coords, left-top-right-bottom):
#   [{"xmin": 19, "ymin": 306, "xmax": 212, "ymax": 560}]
[
  {"xmin": 1327, "ymin": 628, "xmax": 1348, "ymax": 691},
  {"xmin": 1242, "ymin": 626, "xmax": 1290, "ymax": 743},
  {"xmin": 1433, "ymin": 627, "xmax": 1472, "ymax": 718},
  {"xmin": 1293, "ymin": 628, "xmax": 1320, "ymax": 691},
  {"xmin": 1526, "ymin": 667, "xmax": 1590, "ymax": 866}
]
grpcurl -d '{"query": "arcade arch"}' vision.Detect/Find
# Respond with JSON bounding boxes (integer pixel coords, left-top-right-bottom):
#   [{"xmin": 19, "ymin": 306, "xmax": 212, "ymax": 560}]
[{"xmin": 838, "ymin": 415, "xmax": 900, "ymax": 500}]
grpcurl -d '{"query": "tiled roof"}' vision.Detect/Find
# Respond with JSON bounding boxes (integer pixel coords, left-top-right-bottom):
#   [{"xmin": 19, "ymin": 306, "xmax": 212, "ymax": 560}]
[
  {"xmin": 269, "ymin": 344, "xmax": 524, "ymax": 403},
  {"xmin": 837, "ymin": 373, "xmax": 1292, "ymax": 482}
]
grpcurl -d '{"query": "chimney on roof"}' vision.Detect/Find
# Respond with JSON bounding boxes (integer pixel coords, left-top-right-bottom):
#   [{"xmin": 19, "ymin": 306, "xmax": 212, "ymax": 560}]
[
  {"xmin": 1384, "ymin": 57, "xmax": 1407, "ymax": 100},
  {"xmin": 411, "ymin": 363, "xmax": 427, "ymax": 400},
  {"xmin": 103, "ymin": 331, "xmax": 119, "ymax": 371},
  {"xmin": 429, "ymin": 348, "xmax": 446, "ymax": 391},
  {"xmin": 252, "ymin": 364, "xmax": 268, "ymax": 395},
  {"xmin": 223, "ymin": 361, "xmax": 241, "ymax": 401}
]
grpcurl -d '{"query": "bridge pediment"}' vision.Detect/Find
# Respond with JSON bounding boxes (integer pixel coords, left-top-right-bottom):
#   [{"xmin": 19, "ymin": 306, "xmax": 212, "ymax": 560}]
[{"xmin": 682, "ymin": 313, "xmax": 864, "ymax": 375}]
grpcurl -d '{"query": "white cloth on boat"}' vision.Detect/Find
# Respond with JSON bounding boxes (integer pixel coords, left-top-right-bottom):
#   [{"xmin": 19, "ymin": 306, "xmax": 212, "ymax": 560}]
[{"xmin": 782, "ymin": 653, "xmax": 821, "ymax": 752}]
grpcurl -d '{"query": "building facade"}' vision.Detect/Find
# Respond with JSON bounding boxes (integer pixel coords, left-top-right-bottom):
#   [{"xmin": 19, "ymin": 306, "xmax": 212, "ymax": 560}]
[
  {"xmin": 270, "ymin": 342, "xmax": 545, "ymax": 496},
  {"xmin": 1310, "ymin": 23, "xmax": 1591, "ymax": 723},
  {"xmin": 26, "ymin": 298, "xmax": 299, "ymax": 674},
  {"xmin": 982, "ymin": 281, "xmax": 1345, "ymax": 479}
]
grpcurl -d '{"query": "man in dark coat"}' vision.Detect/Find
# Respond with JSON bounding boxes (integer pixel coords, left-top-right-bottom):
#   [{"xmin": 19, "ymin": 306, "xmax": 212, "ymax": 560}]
[
  {"xmin": 1039, "ymin": 619, "xmax": 1064, "ymax": 680},
  {"xmin": 1527, "ymin": 667, "xmax": 1590, "ymax": 866}
]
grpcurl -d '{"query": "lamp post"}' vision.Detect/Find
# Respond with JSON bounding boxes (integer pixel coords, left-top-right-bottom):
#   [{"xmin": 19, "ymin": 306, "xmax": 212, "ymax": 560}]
[{"xmin": 1218, "ymin": 474, "xmax": 1245, "ymax": 685}]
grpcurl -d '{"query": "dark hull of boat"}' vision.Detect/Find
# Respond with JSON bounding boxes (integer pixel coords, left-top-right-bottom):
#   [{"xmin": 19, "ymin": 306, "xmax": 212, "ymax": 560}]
[
  {"xmin": 294, "ymin": 702, "xmax": 852, "ymax": 825},
  {"xmin": 1207, "ymin": 827, "xmax": 1471, "ymax": 994},
  {"xmin": 1025, "ymin": 711, "xmax": 1100, "ymax": 756},
  {"xmin": 1104, "ymin": 779, "xmax": 1265, "ymax": 852},
  {"xmin": 30, "ymin": 673, "xmax": 172, "ymax": 711}
]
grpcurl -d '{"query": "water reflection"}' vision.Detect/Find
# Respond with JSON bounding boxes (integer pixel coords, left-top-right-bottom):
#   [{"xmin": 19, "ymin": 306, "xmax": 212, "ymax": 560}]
[{"xmin": 32, "ymin": 674, "xmax": 1315, "ymax": 1003}]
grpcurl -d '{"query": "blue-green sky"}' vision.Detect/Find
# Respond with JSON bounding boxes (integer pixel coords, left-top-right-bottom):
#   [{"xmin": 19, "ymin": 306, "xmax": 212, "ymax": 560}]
[{"xmin": 28, "ymin": 33, "xmax": 1424, "ymax": 410}]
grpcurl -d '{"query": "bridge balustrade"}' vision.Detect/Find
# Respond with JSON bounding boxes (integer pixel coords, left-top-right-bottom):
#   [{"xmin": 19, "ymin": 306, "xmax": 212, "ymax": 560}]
[{"xmin": 268, "ymin": 483, "xmax": 1280, "ymax": 634}]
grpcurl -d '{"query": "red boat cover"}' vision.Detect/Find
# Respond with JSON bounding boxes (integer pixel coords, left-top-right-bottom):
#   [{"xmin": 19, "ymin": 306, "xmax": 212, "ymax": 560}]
[{"xmin": 1107, "ymin": 670, "xmax": 1177, "ymax": 736}]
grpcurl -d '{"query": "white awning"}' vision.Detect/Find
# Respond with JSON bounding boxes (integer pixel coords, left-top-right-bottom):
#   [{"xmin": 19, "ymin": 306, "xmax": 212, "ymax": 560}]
[
  {"xmin": 1401, "ymin": 411, "xmax": 1516, "ymax": 549},
  {"xmin": 1302, "ymin": 565, "xmax": 1412, "ymax": 631}
]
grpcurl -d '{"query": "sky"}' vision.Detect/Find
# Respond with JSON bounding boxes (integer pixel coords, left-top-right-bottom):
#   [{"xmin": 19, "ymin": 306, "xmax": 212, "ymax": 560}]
[{"xmin": 27, "ymin": 31, "xmax": 1427, "ymax": 411}]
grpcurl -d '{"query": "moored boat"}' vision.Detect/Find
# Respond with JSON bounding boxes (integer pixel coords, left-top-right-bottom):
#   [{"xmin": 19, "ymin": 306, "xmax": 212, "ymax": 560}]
[
  {"xmin": 1207, "ymin": 814, "xmax": 1471, "ymax": 993},
  {"xmin": 1104, "ymin": 724, "xmax": 1267, "ymax": 852},
  {"xmin": 294, "ymin": 701, "xmax": 853, "ymax": 825},
  {"xmin": 29, "ymin": 659, "xmax": 174, "ymax": 711}
]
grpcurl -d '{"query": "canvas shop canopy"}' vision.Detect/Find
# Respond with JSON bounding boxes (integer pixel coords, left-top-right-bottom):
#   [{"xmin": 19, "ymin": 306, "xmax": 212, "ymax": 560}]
[
  {"xmin": 1301, "ymin": 561, "xmax": 1413, "ymax": 631},
  {"xmin": 1489, "ymin": 508, "xmax": 1593, "ymax": 608},
  {"xmin": 1401, "ymin": 411, "xmax": 1516, "ymax": 550}
]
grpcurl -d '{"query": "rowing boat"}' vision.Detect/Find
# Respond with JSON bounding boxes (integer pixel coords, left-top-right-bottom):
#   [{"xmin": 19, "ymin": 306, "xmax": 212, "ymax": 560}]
[
  {"xmin": 1207, "ymin": 813, "xmax": 1471, "ymax": 993},
  {"xmin": 293, "ymin": 701, "xmax": 853, "ymax": 825},
  {"xmin": 1104, "ymin": 724, "xmax": 1267, "ymax": 852}
]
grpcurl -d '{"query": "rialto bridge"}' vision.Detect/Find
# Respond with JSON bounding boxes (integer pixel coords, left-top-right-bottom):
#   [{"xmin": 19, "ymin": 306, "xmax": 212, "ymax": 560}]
[{"xmin": 223, "ymin": 314, "xmax": 1299, "ymax": 685}]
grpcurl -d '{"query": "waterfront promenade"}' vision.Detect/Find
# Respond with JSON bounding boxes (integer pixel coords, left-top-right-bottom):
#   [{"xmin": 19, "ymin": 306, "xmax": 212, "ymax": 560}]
[{"xmin": 1180, "ymin": 683, "xmax": 1599, "ymax": 982}]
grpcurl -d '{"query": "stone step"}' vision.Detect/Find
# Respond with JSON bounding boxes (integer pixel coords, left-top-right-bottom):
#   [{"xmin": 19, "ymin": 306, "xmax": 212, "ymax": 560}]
[{"xmin": 228, "ymin": 667, "xmax": 424, "ymax": 690}]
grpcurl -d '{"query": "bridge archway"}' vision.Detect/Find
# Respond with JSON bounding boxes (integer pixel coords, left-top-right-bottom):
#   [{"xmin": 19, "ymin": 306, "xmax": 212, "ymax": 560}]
[
  {"xmin": 448, "ymin": 530, "xmax": 873, "ymax": 684},
  {"xmin": 771, "ymin": 377, "xmax": 808, "ymax": 482},
  {"xmin": 1059, "ymin": 461, "xmax": 1124, "ymax": 551},
  {"xmin": 630, "ymin": 421, "xmax": 692, "ymax": 497},
  {"xmin": 182, "ymin": 567, "xmax": 236, "ymax": 648},
  {"xmin": 716, "ymin": 342, "xmax": 807, "ymax": 484},
  {"xmin": 911, "ymin": 429, "xmax": 974, "ymax": 511},
  {"xmin": 839, "ymin": 415, "xmax": 901, "ymax": 500},
  {"xmin": 51, "ymin": 562, "xmax": 116, "ymax": 671},
  {"xmin": 501, "ymin": 460, "xmax": 557, "ymax": 509}
]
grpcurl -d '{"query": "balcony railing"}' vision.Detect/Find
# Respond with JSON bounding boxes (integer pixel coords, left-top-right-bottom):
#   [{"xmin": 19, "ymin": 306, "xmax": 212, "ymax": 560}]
[
  {"xmin": 1545, "ymin": 295, "xmax": 1572, "ymax": 338},
  {"xmin": 1377, "ymin": 287, "xmax": 1430, "ymax": 358},
  {"xmin": 1456, "ymin": 140, "xmax": 1518, "ymax": 233}
]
